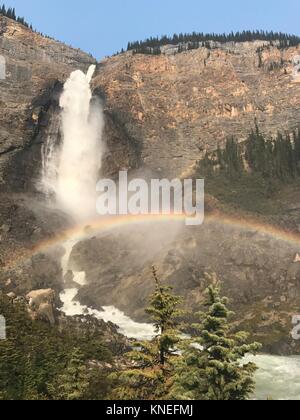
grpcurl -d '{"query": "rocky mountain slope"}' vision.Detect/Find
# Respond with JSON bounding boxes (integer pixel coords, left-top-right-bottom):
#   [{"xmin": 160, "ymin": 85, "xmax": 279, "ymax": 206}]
[
  {"xmin": 94, "ymin": 42, "xmax": 300, "ymax": 178},
  {"xmin": 0, "ymin": 16, "xmax": 137, "ymax": 278}
]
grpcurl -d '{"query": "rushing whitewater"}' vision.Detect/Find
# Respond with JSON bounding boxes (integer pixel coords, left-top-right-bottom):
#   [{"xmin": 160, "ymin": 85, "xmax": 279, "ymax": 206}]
[
  {"xmin": 42, "ymin": 64, "xmax": 104, "ymax": 221},
  {"xmin": 60, "ymin": 235, "xmax": 155, "ymax": 341}
]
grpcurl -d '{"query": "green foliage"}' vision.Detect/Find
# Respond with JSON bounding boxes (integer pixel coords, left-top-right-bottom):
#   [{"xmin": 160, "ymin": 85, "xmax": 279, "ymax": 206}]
[
  {"xmin": 110, "ymin": 266, "xmax": 183, "ymax": 400},
  {"xmin": 245, "ymin": 125, "xmax": 300, "ymax": 180},
  {"xmin": 47, "ymin": 348, "xmax": 90, "ymax": 401},
  {"xmin": 110, "ymin": 270, "xmax": 261, "ymax": 401},
  {"xmin": 210, "ymin": 125, "xmax": 300, "ymax": 181},
  {"xmin": 171, "ymin": 275, "xmax": 261, "ymax": 400},
  {"xmin": 220, "ymin": 137, "xmax": 243, "ymax": 178},
  {"xmin": 127, "ymin": 31, "xmax": 300, "ymax": 55},
  {"xmin": 146, "ymin": 266, "xmax": 183, "ymax": 366},
  {"xmin": 0, "ymin": 293, "xmax": 112, "ymax": 400}
]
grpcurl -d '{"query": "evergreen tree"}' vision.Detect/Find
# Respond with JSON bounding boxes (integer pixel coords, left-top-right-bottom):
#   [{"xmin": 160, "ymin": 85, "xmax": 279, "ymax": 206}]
[
  {"xmin": 223, "ymin": 137, "xmax": 243, "ymax": 177},
  {"xmin": 0, "ymin": 293, "xmax": 112, "ymax": 400},
  {"xmin": 110, "ymin": 266, "xmax": 183, "ymax": 400},
  {"xmin": 127, "ymin": 30, "xmax": 300, "ymax": 55},
  {"xmin": 48, "ymin": 348, "xmax": 90, "ymax": 401},
  {"xmin": 0, "ymin": 3, "xmax": 30, "ymax": 28},
  {"xmin": 171, "ymin": 276, "xmax": 261, "ymax": 400},
  {"xmin": 146, "ymin": 266, "xmax": 183, "ymax": 366},
  {"xmin": 199, "ymin": 122, "xmax": 300, "ymax": 184}
]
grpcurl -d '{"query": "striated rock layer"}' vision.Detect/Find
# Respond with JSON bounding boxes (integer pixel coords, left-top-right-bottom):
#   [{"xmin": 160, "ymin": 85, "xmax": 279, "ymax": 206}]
[{"xmin": 94, "ymin": 42, "xmax": 300, "ymax": 178}]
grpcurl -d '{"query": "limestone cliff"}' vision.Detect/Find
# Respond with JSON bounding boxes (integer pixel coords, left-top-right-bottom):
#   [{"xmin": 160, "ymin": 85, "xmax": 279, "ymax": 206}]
[{"xmin": 94, "ymin": 42, "xmax": 300, "ymax": 178}]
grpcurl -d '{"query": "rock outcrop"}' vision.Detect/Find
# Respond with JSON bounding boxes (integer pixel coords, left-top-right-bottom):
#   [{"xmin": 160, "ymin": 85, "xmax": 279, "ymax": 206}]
[
  {"xmin": 2, "ymin": 18, "xmax": 300, "ymax": 185},
  {"xmin": 26, "ymin": 288, "xmax": 56, "ymax": 325},
  {"xmin": 2, "ymin": 17, "xmax": 300, "ymax": 185}
]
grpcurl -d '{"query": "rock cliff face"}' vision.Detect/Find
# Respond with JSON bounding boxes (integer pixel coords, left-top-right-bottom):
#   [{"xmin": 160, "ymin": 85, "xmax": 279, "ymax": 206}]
[
  {"xmin": 94, "ymin": 42, "xmax": 300, "ymax": 178},
  {"xmin": 0, "ymin": 16, "xmax": 142, "ymax": 192}
]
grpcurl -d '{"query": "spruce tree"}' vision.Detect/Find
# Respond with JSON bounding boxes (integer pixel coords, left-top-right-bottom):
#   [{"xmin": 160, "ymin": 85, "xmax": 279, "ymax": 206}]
[
  {"xmin": 146, "ymin": 266, "xmax": 183, "ymax": 366},
  {"xmin": 0, "ymin": 3, "xmax": 30, "ymax": 28},
  {"xmin": 127, "ymin": 30, "xmax": 300, "ymax": 55},
  {"xmin": 110, "ymin": 266, "xmax": 183, "ymax": 400},
  {"xmin": 171, "ymin": 275, "xmax": 261, "ymax": 400},
  {"xmin": 0, "ymin": 293, "xmax": 112, "ymax": 400},
  {"xmin": 48, "ymin": 348, "xmax": 90, "ymax": 401}
]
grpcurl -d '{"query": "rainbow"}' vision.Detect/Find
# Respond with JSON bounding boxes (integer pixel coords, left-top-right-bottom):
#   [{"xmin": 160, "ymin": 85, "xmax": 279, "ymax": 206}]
[{"xmin": 5, "ymin": 212, "xmax": 300, "ymax": 270}]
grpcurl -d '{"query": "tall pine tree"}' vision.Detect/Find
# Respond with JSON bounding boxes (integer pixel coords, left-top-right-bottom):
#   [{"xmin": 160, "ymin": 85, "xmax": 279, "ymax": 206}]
[
  {"xmin": 171, "ymin": 275, "xmax": 261, "ymax": 400},
  {"xmin": 109, "ymin": 266, "xmax": 183, "ymax": 400}
]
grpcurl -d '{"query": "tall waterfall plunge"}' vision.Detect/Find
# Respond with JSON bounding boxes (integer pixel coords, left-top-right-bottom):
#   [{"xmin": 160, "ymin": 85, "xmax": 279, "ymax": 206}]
[{"xmin": 42, "ymin": 65, "xmax": 104, "ymax": 221}]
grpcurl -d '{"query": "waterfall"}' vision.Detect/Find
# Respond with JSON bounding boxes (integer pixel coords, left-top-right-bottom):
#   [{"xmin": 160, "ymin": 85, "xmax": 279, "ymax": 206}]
[
  {"xmin": 40, "ymin": 65, "xmax": 155, "ymax": 340},
  {"xmin": 41, "ymin": 64, "xmax": 104, "ymax": 221}
]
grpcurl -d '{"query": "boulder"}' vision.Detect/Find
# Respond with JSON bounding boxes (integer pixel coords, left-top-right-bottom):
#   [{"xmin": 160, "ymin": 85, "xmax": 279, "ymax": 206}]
[
  {"xmin": 26, "ymin": 289, "xmax": 56, "ymax": 325},
  {"xmin": 26, "ymin": 289, "xmax": 55, "ymax": 309}
]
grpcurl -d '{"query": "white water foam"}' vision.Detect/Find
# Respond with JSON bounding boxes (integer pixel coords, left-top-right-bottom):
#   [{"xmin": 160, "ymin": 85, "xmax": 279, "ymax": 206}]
[
  {"xmin": 60, "ymin": 288, "xmax": 155, "ymax": 341},
  {"xmin": 247, "ymin": 355, "xmax": 300, "ymax": 400}
]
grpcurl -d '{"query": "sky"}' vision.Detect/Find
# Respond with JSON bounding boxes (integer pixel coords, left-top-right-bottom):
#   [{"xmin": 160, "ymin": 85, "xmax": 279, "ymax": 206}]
[{"xmin": 3, "ymin": 0, "xmax": 300, "ymax": 59}]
